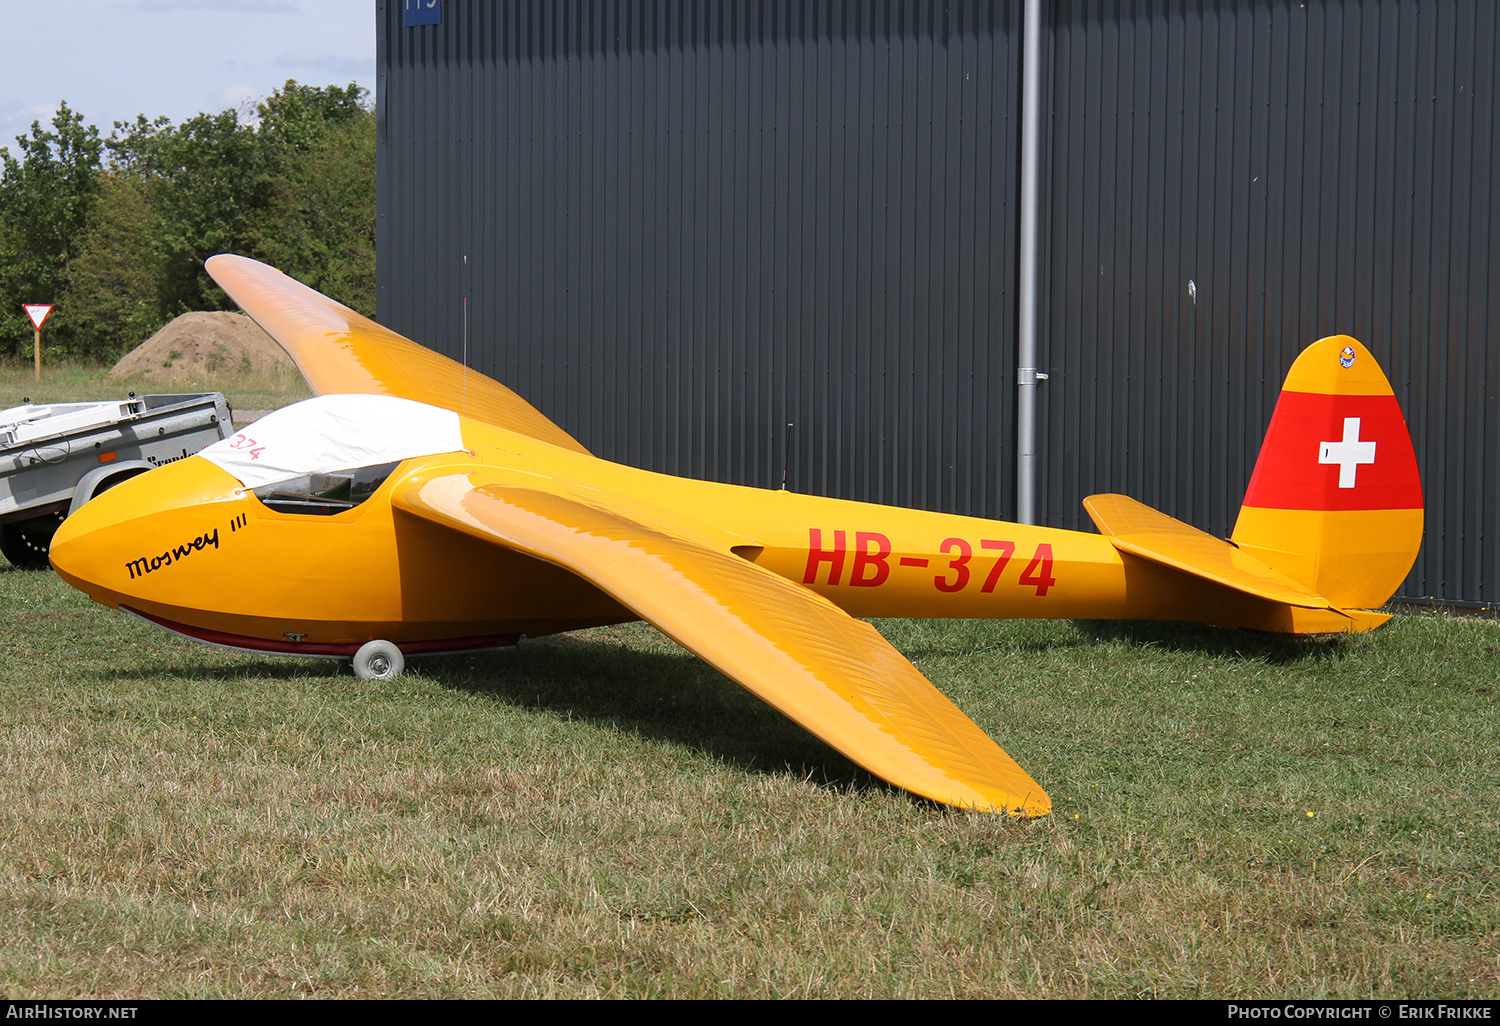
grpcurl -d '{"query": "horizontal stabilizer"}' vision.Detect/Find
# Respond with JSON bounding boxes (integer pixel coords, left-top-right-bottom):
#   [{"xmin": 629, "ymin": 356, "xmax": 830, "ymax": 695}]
[{"xmin": 1083, "ymin": 493, "xmax": 1329, "ymax": 609}]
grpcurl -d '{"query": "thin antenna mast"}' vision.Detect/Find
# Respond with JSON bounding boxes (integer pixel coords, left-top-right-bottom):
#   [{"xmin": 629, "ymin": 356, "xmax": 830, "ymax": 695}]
[
  {"xmin": 780, "ymin": 423, "xmax": 794, "ymax": 491},
  {"xmin": 462, "ymin": 254, "xmax": 469, "ymax": 418}
]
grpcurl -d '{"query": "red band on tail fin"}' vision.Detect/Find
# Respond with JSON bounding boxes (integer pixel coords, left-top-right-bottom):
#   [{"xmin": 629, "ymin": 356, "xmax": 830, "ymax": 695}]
[{"xmin": 1242, "ymin": 391, "xmax": 1422, "ymax": 511}]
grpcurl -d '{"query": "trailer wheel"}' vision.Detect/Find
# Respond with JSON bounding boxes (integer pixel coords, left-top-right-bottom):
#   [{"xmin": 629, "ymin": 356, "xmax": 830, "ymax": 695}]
[
  {"xmin": 352, "ymin": 640, "xmax": 405, "ymax": 681},
  {"xmin": 0, "ymin": 513, "xmax": 64, "ymax": 570}
]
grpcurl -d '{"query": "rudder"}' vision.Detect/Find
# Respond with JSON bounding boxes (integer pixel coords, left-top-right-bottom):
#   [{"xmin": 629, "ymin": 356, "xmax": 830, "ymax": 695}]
[{"xmin": 1231, "ymin": 336, "xmax": 1423, "ymax": 610}]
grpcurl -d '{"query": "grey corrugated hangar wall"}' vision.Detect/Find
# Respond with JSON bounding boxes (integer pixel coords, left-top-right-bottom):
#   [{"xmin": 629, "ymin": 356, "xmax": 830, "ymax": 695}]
[{"xmin": 377, "ymin": 0, "xmax": 1500, "ymax": 606}]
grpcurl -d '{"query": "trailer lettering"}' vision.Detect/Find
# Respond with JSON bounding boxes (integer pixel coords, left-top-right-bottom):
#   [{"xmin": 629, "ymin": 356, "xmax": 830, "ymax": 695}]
[{"xmin": 146, "ymin": 448, "xmax": 195, "ymax": 466}]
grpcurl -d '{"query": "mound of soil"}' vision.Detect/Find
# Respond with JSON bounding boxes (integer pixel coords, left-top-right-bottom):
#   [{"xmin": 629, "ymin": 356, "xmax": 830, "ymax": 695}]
[{"xmin": 108, "ymin": 312, "xmax": 295, "ymax": 382}]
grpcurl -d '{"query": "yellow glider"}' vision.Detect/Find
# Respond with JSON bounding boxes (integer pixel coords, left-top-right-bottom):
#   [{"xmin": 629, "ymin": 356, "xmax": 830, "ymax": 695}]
[{"xmin": 47, "ymin": 256, "xmax": 1425, "ymax": 817}]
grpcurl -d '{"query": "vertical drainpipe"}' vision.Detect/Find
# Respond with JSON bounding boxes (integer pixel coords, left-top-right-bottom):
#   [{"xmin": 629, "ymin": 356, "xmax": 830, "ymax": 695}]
[{"xmin": 1016, "ymin": 0, "xmax": 1046, "ymax": 524}]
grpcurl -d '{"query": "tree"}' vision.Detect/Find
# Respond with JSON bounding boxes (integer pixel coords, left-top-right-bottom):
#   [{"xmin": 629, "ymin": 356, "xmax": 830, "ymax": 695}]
[
  {"xmin": 2, "ymin": 82, "xmax": 376, "ymax": 360},
  {"xmin": 59, "ymin": 174, "xmax": 164, "ymax": 358},
  {"xmin": 256, "ymin": 80, "xmax": 369, "ymax": 154},
  {"xmin": 0, "ymin": 103, "xmax": 103, "ymax": 356},
  {"xmin": 107, "ymin": 108, "xmax": 272, "ymax": 316},
  {"xmin": 97, "ymin": 80, "xmax": 374, "ymax": 322},
  {"xmin": 249, "ymin": 83, "xmax": 376, "ymax": 315}
]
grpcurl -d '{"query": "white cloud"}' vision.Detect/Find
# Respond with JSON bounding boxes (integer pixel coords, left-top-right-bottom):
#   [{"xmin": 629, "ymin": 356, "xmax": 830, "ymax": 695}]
[
  {"xmin": 0, "ymin": 104, "xmax": 64, "ymax": 138},
  {"xmin": 274, "ymin": 48, "xmax": 372, "ymax": 78},
  {"xmin": 6, "ymin": 3, "xmax": 374, "ymax": 134}
]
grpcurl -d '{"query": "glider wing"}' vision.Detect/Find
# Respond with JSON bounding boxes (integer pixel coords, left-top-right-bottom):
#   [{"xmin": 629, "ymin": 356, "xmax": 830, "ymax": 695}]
[
  {"xmin": 205, "ymin": 254, "xmax": 590, "ymax": 455},
  {"xmin": 392, "ymin": 471, "xmax": 1051, "ymax": 816}
]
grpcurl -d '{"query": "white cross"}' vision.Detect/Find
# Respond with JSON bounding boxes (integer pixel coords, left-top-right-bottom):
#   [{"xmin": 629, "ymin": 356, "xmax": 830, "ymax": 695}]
[{"xmin": 1319, "ymin": 417, "xmax": 1376, "ymax": 488}]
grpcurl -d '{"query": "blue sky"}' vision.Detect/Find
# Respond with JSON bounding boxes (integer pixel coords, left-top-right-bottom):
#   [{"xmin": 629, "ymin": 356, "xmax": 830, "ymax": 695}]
[{"xmin": 1, "ymin": 0, "xmax": 375, "ymax": 144}]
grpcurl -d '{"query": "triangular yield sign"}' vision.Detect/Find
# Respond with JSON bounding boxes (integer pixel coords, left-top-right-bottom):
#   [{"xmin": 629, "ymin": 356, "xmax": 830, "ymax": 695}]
[{"xmin": 23, "ymin": 304, "xmax": 53, "ymax": 329}]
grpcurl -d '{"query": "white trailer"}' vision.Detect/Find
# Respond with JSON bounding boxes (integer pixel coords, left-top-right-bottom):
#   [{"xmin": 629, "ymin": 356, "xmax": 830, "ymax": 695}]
[{"xmin": 0, "ymin": 392, "xmax": 234, "ymax": 568}]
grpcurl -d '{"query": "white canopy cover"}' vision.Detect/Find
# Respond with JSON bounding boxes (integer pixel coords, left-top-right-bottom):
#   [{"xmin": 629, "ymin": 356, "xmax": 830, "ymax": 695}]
[{"xmin": 198, "ymin": 393, "xmax": 465, "ymax": 490}]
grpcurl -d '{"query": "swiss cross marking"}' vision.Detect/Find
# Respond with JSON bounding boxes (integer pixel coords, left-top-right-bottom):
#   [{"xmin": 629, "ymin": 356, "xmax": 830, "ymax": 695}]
[{"xmin": 1318, "ymin": 417, "xmax": 1376, "ymax": 488}]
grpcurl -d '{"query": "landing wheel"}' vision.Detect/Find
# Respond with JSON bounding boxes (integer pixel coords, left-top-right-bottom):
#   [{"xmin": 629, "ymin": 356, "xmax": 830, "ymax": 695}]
[
  {"xmin": 0, "ymin": 513, "xmax": 64, "ymax": 570},
  {"xmin": 352, "ymin": 640, "xmax": 405, "ymax": 681}
]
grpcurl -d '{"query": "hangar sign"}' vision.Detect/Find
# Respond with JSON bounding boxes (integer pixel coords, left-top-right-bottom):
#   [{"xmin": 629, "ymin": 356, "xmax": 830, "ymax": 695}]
[{"xmin": 404, "ymin": 0, "xmax": 441, "ymax": 27}]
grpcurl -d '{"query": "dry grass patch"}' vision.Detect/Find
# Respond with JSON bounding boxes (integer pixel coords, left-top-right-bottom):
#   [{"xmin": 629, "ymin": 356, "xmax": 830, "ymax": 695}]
[{"xmin": 0, "ymin": 358, "xmax": 310, "ymax": 416}]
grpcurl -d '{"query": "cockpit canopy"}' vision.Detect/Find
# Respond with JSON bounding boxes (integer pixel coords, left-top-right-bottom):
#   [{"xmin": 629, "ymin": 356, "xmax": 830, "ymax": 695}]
[{"xmin": 197, "ymin": 394, "xmax": 465, "ymax": 513}]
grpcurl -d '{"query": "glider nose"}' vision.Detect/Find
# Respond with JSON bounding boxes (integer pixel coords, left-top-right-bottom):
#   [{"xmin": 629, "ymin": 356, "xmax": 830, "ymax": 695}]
[
  {"xmin": 48, "ymin": 498, "xmax": 123, "ymax": 596},
  {"xmin": 49, "ymin": 456, "xmax": 245, "ymax": 602}
]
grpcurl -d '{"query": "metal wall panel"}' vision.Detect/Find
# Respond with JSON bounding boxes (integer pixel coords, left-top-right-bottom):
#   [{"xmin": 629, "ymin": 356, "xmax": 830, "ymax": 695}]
[
  {"xmin": 379, "ymin": 0, "xmax": 1500, "ymax": 604},
  {"xmin": 379, "ymin": 0, "xmax": 1023, "ymax": 518},
  {"xmin": 1040, "ymin": 0, "xmax": 1500, "ymax": 603}
]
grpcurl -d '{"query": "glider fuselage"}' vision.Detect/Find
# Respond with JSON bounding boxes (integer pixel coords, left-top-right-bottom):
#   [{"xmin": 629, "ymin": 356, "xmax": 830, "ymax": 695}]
[{"xmin": 51, "ymin": 412, "xmax": 1350, "ymax": 658}]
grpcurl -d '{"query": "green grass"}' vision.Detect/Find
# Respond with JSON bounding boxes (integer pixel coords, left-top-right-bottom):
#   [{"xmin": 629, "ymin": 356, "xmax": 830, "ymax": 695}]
[
  {"xmin": 0, "ymin": 359, "xmax": 311, "ymax": 415},
  {"xmin": 0, "ymin": 562, "xmax": 1495, "ymax": 998}
]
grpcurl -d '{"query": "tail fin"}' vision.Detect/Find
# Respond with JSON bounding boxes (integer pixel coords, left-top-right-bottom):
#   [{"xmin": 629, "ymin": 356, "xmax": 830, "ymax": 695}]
[{"xmin": 1230, "ymin": 336, "xmax": 1423, "ymax": 609}]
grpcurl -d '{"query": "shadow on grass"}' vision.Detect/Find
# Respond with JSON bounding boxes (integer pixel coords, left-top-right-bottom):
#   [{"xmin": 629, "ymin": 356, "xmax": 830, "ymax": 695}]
[
  {"xmin": 1071, "ymin": 618, "xmax": 1351, "ymax": 664},
  {"xmin": 422, "ymin": 634, "xmax": 890, "ymax": 799},
  {"xmin": 80, "ymin": 630, "xmax": 878, "ymax": 795},
  {"xmin": 93, "ymin": 636, "xmax": 900, "ymax": 802},
  {"xmin": 82, "ymin": 613, "xmax": 1352, "ymax": 805},
  {"xmin": 86, "ymin": 614, "xmax": 1340, "ymax": 759},
  {"xmin": 88, "ymin": 656, "xmax": 347, "ymax": 682},
  {"xmin": 868, "ymin": 615, "xmax": 1350, "ymax": 666},
  {"xmin": 883, "ymin": 620, "xmax": 1099, "ymax": 661}
]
